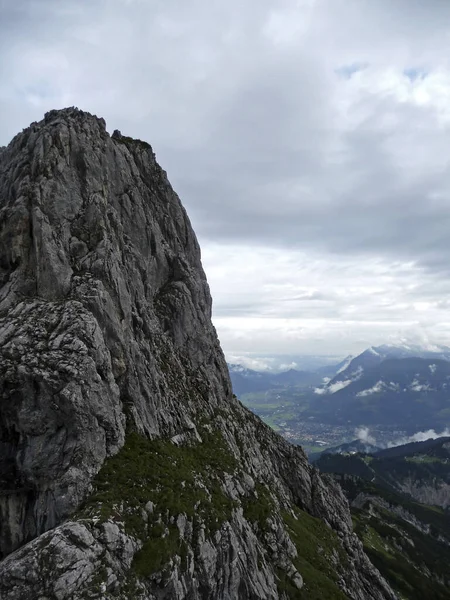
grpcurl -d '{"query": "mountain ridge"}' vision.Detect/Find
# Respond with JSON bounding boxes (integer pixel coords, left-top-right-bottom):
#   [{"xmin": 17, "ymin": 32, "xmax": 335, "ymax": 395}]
[
  {"xmin": 315, "ymin": 436, "xmax": 450, "ymax": 509},
  {"xmin": 314, "ymin": 437, "xmax": 450, "ymax": 599},
  {"xmin": 325, "ymin": 344, "xmax": 450, "ymax": 391}
]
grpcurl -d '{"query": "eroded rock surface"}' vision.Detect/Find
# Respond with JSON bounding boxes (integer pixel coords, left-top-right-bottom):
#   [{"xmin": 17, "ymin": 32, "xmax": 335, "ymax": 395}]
[{"xmin": 0, "ymin": 109, "xmax": 396, "ymax": 599}]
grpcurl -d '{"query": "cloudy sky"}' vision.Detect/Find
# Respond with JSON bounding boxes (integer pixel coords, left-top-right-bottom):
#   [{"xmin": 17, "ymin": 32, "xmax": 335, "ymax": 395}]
[{"xmin": 2, "ymin": 0, "xmax": 450, "ymax": 361}]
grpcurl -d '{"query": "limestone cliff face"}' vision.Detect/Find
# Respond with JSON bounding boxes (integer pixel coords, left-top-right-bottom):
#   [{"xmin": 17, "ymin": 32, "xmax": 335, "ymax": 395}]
[{"xmin": 0, "ymin": 109, "xmax": 396, "ymax": 599}]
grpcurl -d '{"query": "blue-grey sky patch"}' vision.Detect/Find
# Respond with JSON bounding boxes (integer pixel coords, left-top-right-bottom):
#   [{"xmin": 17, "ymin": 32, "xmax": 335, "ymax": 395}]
[
  {"xmin": 403, "ymin": 67, "xmax": 428, "ymax": 81},
  {"xmin": 335, "ymin": 62, "xmax": 368, "ymax": 79}
]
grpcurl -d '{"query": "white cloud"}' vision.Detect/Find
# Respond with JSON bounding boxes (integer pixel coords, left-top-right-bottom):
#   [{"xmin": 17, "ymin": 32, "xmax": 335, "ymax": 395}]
[
  {"xmin": 204, "ymin": 244, "xmax": 450, "ymax": 354},
  {"xmin": 356, "ymin": 381, "xmax": 385, "ymax": 397},
  {"xmin": 278, "ymin": 362, "xmax": 298, "ymax": 371},
  {"xmin": 355, "ymin": 426, "xmax": 377, "ymax": 446},
  {"xmin": 328, "ymin": 379, "xmax": 353, "ymax": 393},
  {"xmin": 314, "ymin": 378, "xmax": 352, "ymax": 395},
  {"xmin": 389, "ymin": 428, "xmax": 450, "ymax": 447},
  {"xmin": 409, "ymin": 379, "xmax": 430, "ymax": 392},
  {"xmin": 313, "ymin": 387, "xmax": 327, "ymax": 395},
  {"xmin": 225, "ymin": 354, "xmax": 275, "ymax": 372},
  {"xmin": 355, "ymin": 426, "xmax": 450, "ymax": 449}
]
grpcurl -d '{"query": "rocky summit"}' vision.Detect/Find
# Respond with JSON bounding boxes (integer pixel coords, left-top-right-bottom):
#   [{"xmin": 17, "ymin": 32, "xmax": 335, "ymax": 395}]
[{"xmin": 0, "ymin": 108, "xmax": 396, "ymax": 599}]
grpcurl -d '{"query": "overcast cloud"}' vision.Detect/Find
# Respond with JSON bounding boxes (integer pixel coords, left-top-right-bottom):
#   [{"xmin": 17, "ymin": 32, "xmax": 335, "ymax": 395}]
[{"xmin": 2, "ymin": 0, "xmax": 450, "ymax": 357}]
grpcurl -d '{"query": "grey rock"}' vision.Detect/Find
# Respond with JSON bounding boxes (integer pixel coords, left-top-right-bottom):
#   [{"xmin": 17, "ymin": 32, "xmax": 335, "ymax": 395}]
[
  {"xmin": 352, "ymin": 492, "xmax": 450, "ymax": 543},
  {"xmin": 397, "ymin": 476, "xmax": 450, "ymax": 509},
  {"xmin": 0, "ymin": 108, "xmax": 397, "ymax": 599}
]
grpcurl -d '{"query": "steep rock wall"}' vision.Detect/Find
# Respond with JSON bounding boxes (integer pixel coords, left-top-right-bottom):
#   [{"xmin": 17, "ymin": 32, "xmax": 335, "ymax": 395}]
[{"xmin": 0, "ymin": 109, "xmax": 396, "ymax": 599}]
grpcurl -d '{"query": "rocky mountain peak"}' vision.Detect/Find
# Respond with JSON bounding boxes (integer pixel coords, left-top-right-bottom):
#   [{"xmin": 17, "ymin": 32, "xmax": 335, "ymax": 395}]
[{"xmin": 0, "ymin": 109, "xmax": 396, "ymax": 599}]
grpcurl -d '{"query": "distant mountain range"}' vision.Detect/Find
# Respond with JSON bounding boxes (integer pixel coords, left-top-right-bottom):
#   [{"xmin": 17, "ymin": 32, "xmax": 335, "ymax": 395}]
[
  {"xmin": 226, "ymin": 353, "xmax": 346, "ymax": 373},
  {"xmin": 227, "ymin": 363, "xmax": 325, "ymax": 396},
  {"xmin": 228, "ymin": 355, "xmax": 353, "ymax": 397},
  {"xmin": 229, "ymin": 343, "xmax": 450, "ymax": 398},
  {"xmin": 310, "ymin": 344, "xmax": 450, "ymax": 428},
  {"xmin": 319, "ymin": 343, "xmax": 450, "ymax": 394}
]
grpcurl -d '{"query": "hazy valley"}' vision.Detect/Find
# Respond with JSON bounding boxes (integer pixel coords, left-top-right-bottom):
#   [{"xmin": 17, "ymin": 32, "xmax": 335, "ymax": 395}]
[{"xmin": 230, "ymin": 344, "xmax": 450, "ymax": 453}]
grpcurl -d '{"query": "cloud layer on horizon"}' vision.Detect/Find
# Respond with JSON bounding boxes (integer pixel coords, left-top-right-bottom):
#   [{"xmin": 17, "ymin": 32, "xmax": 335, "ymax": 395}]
[{"xmin": 2, "ymin": 0, "xmax": 450, "ymax": 354}]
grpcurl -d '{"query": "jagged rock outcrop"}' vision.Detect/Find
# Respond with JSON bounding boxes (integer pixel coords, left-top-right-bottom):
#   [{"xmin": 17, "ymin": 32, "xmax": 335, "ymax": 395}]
[
  {"xmin": 0, "ymin": 108, "xmax": 396, "ymax": 599},
  {"xmin": 347, "ymin": 487, "xmax": 450, "ymax": 599},
  {"xmin": 398, "ymin": 477, "xmax": 450, "ymax": 509}
]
